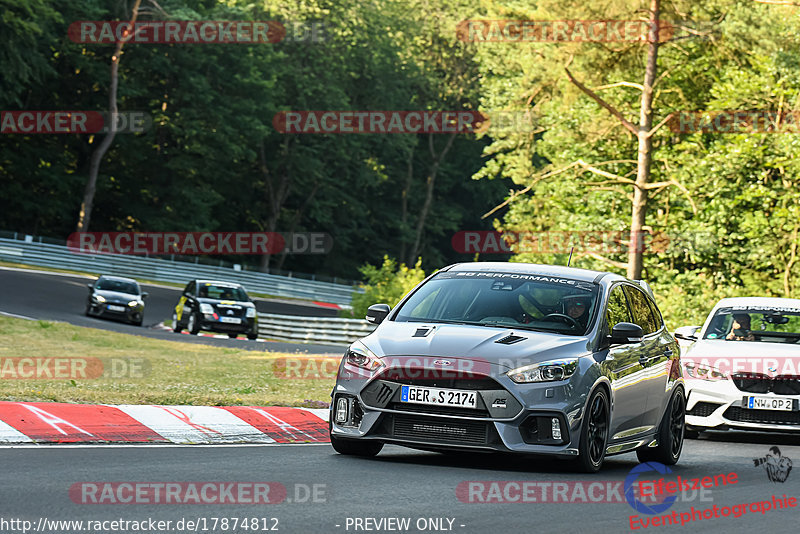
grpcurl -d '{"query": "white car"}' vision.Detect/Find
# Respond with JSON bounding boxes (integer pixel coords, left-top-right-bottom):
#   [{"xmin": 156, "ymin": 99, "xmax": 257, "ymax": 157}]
[{"xmin": 676, "ymin": 297, "xmax": 800, "ymax": 436}]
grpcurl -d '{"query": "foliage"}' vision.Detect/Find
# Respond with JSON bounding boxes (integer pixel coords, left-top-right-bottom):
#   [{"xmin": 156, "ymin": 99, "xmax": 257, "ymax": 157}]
[{"xmin": 349, "ymin": 256, "xmax": 427, "ymax": 318}]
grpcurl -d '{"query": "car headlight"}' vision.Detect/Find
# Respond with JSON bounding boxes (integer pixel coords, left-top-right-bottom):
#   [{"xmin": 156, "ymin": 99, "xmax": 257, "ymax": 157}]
[
  {"xmin": 508, "ymin": 358, "xmax": 580, "ymax": 383},
  {"xmin": 94, "ymin": 295, "xmax": 106, "ymax": 303},
  {"xmin": 246, "ymin": 307, "xmax": 257, "ymax": 318},
  {"xmin": 199, "ymin": 303, "xmax": 214, "ymax": 314},
  {"xmin": 345, "ymin": 341, "xmax": 384, "ymax": 372},
  {"xmin": 683, "ymin": 361, "xmax": 727, "ymax": 381},
  {"xmin": 127, "ymin": 300, "xmax": 139, "ymax": 307}
]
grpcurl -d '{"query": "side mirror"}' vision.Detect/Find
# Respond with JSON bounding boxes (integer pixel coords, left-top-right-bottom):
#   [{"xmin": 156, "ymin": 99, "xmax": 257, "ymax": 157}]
[
  {"xmin": 674, "ymin": 325, "xmax": 700, "ymax": 342},
  {"xmin": 366, "ymin": 304, "xmax": 391, "ymax": 325},
  {"xmin": 141, "ymin": 292, "xmax": 149, "ymax": 299},
  {"xmin": 610, "ymin": 322, "xmax": 644, "ymax": 345},
  {"xmin": 87, "ymin": 283, "xmax": 93, "ymax": 291}
]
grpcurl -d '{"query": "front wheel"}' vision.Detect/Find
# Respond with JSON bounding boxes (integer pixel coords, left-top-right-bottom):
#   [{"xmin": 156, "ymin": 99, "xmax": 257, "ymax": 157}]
[
  {"xmin": 576, "ymin": 388, "xmax": 610, "ymax": 473},
  {"xmin": 172, "ymin": 312, "xmax": 182, "ymax": 333},
  {"xmin": 330, "ymin": 434, "xmax": 384, "ymax": 457},
  {"xmin": 637, "ymin": 388, "xmax": 685, "ymax": 465},
  {"xmin": 247, "ymin": 332, "xmax": 258, "ymax": 340},
  {"xmin": 187, "ymin": 312, "xmax": 200, "ymax": 335}
]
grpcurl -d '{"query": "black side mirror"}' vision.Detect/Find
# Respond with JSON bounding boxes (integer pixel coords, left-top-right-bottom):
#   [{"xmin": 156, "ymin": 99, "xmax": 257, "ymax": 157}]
[
  {"xmin": 610, "ymin": 322, "xmax": 644, "ymax": 345},
  {"xmin": 87, "ymin": 283, "xmax": 93, "ymax": 291},
  {"xmin": 141, "ymin": 292, "xmax": 149, "ymax": 299},
  {"xmin": 366, "ymin": 304, "xmax": 391, "ymax": 325}
]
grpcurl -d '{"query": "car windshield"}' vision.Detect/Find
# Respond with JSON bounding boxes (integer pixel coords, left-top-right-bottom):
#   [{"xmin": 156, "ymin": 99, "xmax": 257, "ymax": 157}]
[
  {"xmin": 703, "ymin": 305, "xmax": 800, "ymax": 343},
  {"xmin": 198, "ymin": 283, "xmax": 248, "ymax": 301},
  {"xmin": 393, "ymin": 271, "xmax": 599, "ymax": 335},
  {"xmin": 96, "ymin": 279, "xmax": 139, "ymax": 294}
]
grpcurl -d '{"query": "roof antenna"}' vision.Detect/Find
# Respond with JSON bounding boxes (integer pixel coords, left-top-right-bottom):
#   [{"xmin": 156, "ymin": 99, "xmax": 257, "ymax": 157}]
[{"xmin": 567, "ymin": 247, "xmax": 574, "ymax": 267}]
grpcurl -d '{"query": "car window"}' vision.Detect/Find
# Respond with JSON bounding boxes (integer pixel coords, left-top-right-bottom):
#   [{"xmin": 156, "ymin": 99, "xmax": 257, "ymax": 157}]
[
  {"xmin": 199, "ymin": 283, "xmax": 248, "ymax": 301},
  {"xmin": 647, "ymin": 298, "xmax": 664, "ymax": 331},
  {"xmin": 185, "ymin": 281, "xmax": 195, "ymax": 296},
  {"xmin": 96, "ymin": 278, "xmax": 139, "ymax": 294},
  {"xmin": 605, "ymin": 285, "xmax": 631, "ymax": 335},
  {"xmin": 623, "ymin": 285, "xmax": 659, "ymax": 335},
  {"xmin": 394, "ymin": 271, "xmax": 599, "ymax": 335}
]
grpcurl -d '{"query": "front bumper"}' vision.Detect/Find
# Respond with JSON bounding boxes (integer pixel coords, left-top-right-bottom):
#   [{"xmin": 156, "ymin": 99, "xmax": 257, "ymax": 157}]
[
  {"xmin": 330, "ymin": 366, "xmax": 588, "ymax": 457},
  {"xmin": 88, "ymin": 301, "xmax": 143, "ymax": 322},
  {"xmin": 686, "ymin": 380, "xmax": 800, "ymax": 432},
  {"xmin": 198, "ymin": 316, "xmax": 257, "ymax": 334}
]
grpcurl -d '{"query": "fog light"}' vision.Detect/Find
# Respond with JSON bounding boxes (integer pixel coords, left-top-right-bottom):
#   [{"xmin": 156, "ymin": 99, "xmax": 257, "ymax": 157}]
[
  {"xmin": 551, "ymin": 417, "xmax": 562, "ymax": 440},
  {"xmin": 335, "ymin": 397, "xmax": 349, "ymax": 424}
]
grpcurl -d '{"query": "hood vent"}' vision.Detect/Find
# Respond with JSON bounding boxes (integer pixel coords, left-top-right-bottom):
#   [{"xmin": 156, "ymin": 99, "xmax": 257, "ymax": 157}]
[
  {"xmin": 413, "ymin": 328, "xmax": 432, "ymax": 338},
  {"xmin": 496, "ymin": 334, "xmax": 526, "ymax": 345}
]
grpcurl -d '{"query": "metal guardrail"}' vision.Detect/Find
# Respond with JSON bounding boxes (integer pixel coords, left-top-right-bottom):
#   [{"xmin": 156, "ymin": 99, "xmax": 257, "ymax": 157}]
[
  {"xmin": 258, "ymin": 313, "xmax": 375, "ymax": 345},
  {"xmin": 0, "ymin": 237, "xmax": 357, "ymax": 305}
]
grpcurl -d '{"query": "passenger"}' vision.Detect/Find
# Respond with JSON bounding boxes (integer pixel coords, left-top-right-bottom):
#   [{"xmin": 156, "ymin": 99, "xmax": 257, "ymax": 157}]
[{"xmin": 726, "ymin": 313, "xmax": 755, "ymax": 341}]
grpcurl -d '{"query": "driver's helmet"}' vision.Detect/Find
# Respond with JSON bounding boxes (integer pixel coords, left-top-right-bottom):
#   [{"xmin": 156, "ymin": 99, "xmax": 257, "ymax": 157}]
[{"xmin": 562, "ymin": 294, "xmax": 592, "ymax": 318}]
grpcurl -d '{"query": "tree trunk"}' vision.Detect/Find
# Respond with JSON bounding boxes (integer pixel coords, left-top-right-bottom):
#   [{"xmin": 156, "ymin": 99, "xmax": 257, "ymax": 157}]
[
  {"xmin": 407, "ymin": 133, "xmax": 456, "ymax": 265},
  {"xmin": 258, "ymin": 138, "xmax": 292, "ymax": 272},
  {"xmin": 627, "ymin": 0, "xmax": 661, "ymax": 280},
  {"xmin": 399, "ymin": 144, "xmax": 414, "ymax": 261},
  {"xmin": 76, "ymin": 0, "xmax": 142, "ymax": 232}
]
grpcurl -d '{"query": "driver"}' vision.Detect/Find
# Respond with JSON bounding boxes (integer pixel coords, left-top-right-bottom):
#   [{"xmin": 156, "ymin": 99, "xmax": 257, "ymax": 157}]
[
  {"xmin": 726, "ymin": 313, "xmax": 755, "ymax": 341},
  {"xmin": 564, "ymin": 296, "xmax": 590, "ymax": 329}
]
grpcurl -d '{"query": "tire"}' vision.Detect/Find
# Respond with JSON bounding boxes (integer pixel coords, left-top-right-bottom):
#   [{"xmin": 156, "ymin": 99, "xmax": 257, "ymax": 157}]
[
  {"xmin": 84, "ymin": 304, "xmax": 91, "ymax": 317},
  {"xmin": 172, "ymin": 312, "xmax": 182, "ymax": 333},
  {"xmin": 330, "ymin": 434, "xmax": 384, "ymax": 457},
  {"xmin": 576, "ymin": 387, "xmax": 610, "ymax": 473},
  {"xmin": 187, "ymin": 312, "xmax": 200, "ymax": 335},
  {"xmin": 637, "ymin": 388, "xmax": 686, "ymax": 465},
  {"xmin": 247, "ymin": 332, "xmax": 258, "ymax": 340},
  {"xmin": 228, "ymin": 333, "xmax": 238, "ymax": 339},
  {"xmin": 132, "ymin": 318, "xmax": 143, "ymax": 327}
]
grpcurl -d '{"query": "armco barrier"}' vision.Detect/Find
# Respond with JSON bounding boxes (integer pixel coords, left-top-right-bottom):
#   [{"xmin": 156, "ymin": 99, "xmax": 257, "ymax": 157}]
[
  {"xmin": 0, "ymin": 237, "xmax": 356, "ymax": 305},
  {"xmin": 258, "ymin": 313, "xmax": 375, "ymax": 345}
]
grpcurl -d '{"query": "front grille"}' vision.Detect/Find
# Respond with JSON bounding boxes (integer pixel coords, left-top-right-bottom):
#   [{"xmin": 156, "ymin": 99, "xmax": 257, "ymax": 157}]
[
  {"xmin": 375, "ymin": 369, "xmax": 499, "ymax": 390},
  {"xmin": 732, "ymin": 374, "xmax": 800, "ymax": 395},
  {"xmin": 687, "ymin": 402, "xmax": 722, "ymax": 417},
  {"xmin": 388, "ymin": 402, "xmax": 490, "ymax": 418},
  {"xmin": 723, "ymin": 407, "xmax": 800, "ymax": 426},
  {"xmin": 391, "ymin": 414, "xmax": 488, "ymax": 444},
  {"xmin": 215, "ymin": 306, "xmax": 246, "ymax": 318}
]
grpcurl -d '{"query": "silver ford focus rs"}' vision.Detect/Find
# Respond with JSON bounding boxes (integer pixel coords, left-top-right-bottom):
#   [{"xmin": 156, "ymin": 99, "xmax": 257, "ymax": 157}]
[{"xmin": 329, "ymin": 263, "xmax": 685, "ymax": 472}]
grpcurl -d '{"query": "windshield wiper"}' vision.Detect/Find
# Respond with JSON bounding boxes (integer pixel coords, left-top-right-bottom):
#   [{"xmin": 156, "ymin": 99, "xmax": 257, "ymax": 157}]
[{"xmin": 404, "ymin": 318, "xmax": 487, "ymax": 327}]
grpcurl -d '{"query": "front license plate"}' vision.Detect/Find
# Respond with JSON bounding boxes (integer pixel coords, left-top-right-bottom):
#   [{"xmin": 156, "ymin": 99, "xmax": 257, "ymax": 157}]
[
  {"xmin": 745, "ymin": 396, "xmax": 794, "ymax": 411},
  {"xmin": 220, "ymin": 317, "xmax": 241, "ymax": 324},
  {"xmin": 107, "ymin": 305, "xmax": 126, "ymax": 312},
  {"xmin": 400, "ymin": 385, "xmax": 477, "ymax": 409}
]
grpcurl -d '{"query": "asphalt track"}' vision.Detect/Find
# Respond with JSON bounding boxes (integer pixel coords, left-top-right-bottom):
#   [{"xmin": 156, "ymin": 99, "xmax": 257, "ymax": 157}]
[
  {"xmin": 1, "ymin": 432, "xmax": 798, "ymax": 534},
  {"xmin": 0, "ymin": 267, "xmax": 344, "ymax": 354}
]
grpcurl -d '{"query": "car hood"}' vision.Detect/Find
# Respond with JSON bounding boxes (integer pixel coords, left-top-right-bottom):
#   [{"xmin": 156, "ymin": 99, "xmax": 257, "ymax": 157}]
[
  {"xmin": 95, "ymin": 290, "xmax": 139, "ymax": 303},
  {"xmin": 362, "ymin": 321, "xmax": 591, "ymax": 370}
]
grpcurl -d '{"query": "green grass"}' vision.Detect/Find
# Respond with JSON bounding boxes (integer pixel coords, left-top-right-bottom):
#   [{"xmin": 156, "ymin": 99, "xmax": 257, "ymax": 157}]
[{"xmin": 0, "ymin": 316, "xmax": 339, "ymax": 407}]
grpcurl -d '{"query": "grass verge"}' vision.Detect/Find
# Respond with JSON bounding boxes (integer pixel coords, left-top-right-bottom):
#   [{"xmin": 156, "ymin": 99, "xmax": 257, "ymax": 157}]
[{"xmin": 0, "ymin": 316, "xmax": 337, "ymax": 407}]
